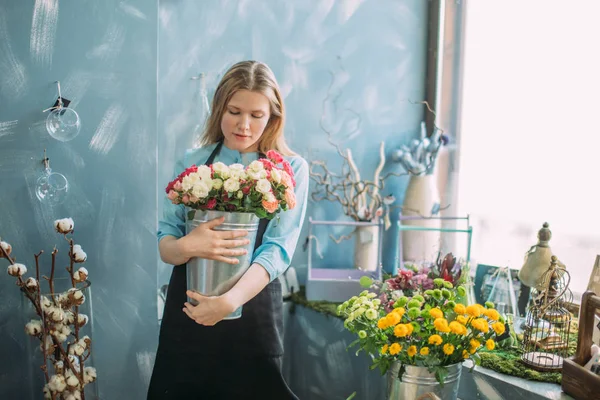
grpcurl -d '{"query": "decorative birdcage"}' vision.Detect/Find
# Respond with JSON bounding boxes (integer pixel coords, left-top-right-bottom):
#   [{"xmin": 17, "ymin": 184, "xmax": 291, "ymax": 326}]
[{"xmin": 521, "ymin": 255, "xmax": 573, "ymax": 371}]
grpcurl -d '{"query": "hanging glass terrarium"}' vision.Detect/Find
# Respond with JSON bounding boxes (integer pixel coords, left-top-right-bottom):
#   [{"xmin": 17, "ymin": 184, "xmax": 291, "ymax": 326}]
[
  {"xmin": 44, "ymin": 81, "xmax": 81, "ymax": 142},
  {"xmin": 521, "ymin": 255, "xmax": 573, "ymax": 371},
  {"xmin": 35, "ymin": 150, "xmax": 69, "ymax": 206}
]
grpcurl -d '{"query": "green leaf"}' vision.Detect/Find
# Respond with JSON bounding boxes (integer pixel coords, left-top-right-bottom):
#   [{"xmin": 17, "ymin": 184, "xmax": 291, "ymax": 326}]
[
  {"xmin": 187, "ymin": 210, "xmax": 195, "ymax": 220},
  {"xmin": 345, "ymin": 392, "xmax": 357, "ymax": 400},
  {"xmin": 255, "ymin": 208, "xmax": 267, "ymax": 219}
]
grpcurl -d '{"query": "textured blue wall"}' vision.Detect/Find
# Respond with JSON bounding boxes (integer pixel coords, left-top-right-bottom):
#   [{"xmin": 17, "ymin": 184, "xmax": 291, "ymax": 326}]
[
  {"xmin": 158, "ymin": 0, "xmax": 429, "ymax": 288},
  {"xmin": 0, "ymin": 1, "xmax": 157, "ymax": 399}
]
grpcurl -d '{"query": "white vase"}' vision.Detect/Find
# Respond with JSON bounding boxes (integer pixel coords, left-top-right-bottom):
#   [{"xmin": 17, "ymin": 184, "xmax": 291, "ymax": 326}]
[
  {"xmin": 401, "ymin": 174, "xmax": 442, "ymax": 263},
  {"xmin": 354, "ymin": 225, "xmax": 380, "ymax": 271}
]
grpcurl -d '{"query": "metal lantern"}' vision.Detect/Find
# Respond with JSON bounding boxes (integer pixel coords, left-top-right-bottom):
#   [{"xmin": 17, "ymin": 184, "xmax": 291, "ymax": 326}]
[{"xmin": 521, "ymin": 255, "xmax": 573, "ymax": 371}]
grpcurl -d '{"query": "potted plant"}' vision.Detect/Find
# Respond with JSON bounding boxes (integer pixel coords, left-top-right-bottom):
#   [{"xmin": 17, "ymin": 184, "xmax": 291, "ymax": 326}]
[{"xmin": 338, "ymin": 258, "xmax": 504, "ymax": 400}]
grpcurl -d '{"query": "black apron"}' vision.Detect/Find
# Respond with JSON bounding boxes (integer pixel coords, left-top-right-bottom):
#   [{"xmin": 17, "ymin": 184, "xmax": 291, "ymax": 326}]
[{"xmin": 148, "ymin": 142, "xmax": 298, "ymax": 400}]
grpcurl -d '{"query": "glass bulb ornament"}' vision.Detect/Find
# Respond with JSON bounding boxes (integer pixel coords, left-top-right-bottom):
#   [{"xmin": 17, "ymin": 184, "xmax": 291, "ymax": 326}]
[
  {"xmin": 35, "ymin": 166, "xmax": 69, "ymax": 206},
  {"xmin": 46, "ymin": 106, "xmax": 81, "ymax": 142},
  {"xmin": 44, "ymin": 81, "xmax": 81, "ymax": 142}
]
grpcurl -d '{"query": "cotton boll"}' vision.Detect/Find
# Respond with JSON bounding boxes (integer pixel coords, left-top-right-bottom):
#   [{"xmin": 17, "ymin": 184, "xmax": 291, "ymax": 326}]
[
  {"xmin": 40, "ymin": 296, "xmax": 52, "ymax": 309},
  {"xmin": 83, "ymin": 367, "xmax": 97, "ymax": 383},
  {"xmin": 48, "ymin": 307, "xmax": 66, "ymax": 322},
  {"xmin": 0, "ymin": 241, "xmax": 12, "ymax": 258},
  {"xmin": 71, "ymin": 245, "xmax": 87, "ymax": 263},
  {"xmin": 68, "ymin": 355, "xmax": 80, "ymax": 370},
  {"xmin": 55, "ymin": 218, "xmax": 74, "ymax": 234},
  {"xmin": 43, "ymin": 384, "xmax": 52, "ymax": 399},
  {"xmin": 48, "ymin": 374, "xmax": 67, "ymax": 392},
  {"xmin": 25, "ymin": 277, "xmax": 39, "ymax": 291},
  {"xmin": 64, "ymin": 390, "xmax": 82, "ymax": 400},
  {"xmin": 25, "ymin": 320, "xmax": 43, "ymax": 336},
  {"xmin": 73, "ymin": 267, "xmax": 88, "ymax": 282},
  {"xmin": 68, "ymin": 342, "xmax": 85, "ymax": 356},
  {"xmin": 64, "ymin": 310, "xmax": 75, "ymax": 325},
  {"xmin": 65, "ymin": 372, "xmax": 80, "ymax": 390},
  {"xmin": 67, "ymin": 288, "xmax": 85, "ymax": 305},
  {"xmin": 7, "ymin": 263, "xmax": 27, "ymax": 277},
  {"xmin": 76, "ymin": 314, "xmax": 89, "ymax": 328}
]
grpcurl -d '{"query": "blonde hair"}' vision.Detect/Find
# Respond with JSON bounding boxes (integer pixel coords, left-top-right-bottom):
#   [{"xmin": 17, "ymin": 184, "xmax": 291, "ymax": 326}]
[{"xmin": 199, "ymin": 60, "xmax": 294, "ymax": 156}]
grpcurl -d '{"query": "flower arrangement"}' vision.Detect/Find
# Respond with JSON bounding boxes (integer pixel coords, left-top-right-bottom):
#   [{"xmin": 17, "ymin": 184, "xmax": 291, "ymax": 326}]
[
  {"xmin": 378, "ymin": 253, "xmax": 471, "ymax": 312},
  {"xmin": 1, "ymin": 218, "xmax": 97, "ymax": 400},
  {"xmin": 165, "ymin": 150, "xmax": 296, "ymax": 220},
  {"xmin": 338, "ymin": 265, "xmax": 503, "ymax": 384}
]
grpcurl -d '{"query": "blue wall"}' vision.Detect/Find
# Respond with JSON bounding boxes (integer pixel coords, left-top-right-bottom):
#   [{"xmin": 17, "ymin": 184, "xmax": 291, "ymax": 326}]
[
  {"xmin": 0, "ymin": 0, "xmax": 428, "ymax": 398},
  {"xmin": 158, "ymin": 0, "xmax": 429, "ymax": 287},
  {"xmin": 0, "ymin": 1, "xmax": 157, "ymax": 399}
]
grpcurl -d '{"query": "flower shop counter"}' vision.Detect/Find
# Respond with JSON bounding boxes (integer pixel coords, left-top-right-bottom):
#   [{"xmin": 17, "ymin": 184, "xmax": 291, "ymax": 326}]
[{"xmin": 281, "ymin": 290, "xmax": 574, "ymax": 400}]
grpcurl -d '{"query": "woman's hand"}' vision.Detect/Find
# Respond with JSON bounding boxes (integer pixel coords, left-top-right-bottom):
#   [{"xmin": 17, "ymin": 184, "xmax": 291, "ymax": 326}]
[
  {"xmin": 179, "ymin": 217, "xmax": 250, "ymax": 264},
  {"xmin": 183, "ymin": 290, "xmax": 237, "ymax": 326}
]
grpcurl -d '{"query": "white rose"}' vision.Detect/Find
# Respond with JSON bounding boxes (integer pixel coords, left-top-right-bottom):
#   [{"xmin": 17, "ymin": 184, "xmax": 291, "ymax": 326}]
[
  {"xmin": 211, "ymin": 178, "xmax": 223, "ymax": 190},
  {"xmin": 248, "ymin": 160, "xmax": 264, "ymax": 172},
  {"xmin": 270, "ymin": 168, "xmax": 281, "ymax": 184},
  {"xmin": 223, "ymin": 178, "xmax": 240, "ymax": 193},
  {"xmin": 191, "ymin": 181, "xmax": 210, "ymax": 199},
  {"xmin": 181, "ymin": 173, "xmax": 200, "ymax": 191},
  {"xmin": 263, "ymin": 192, "xmax": 276, "ymax": 203},
  {"xmin": 54, "ymin": 218, "xmax": 74, "ymax": 234},
  {"xmin": 256, "ymin": 179, "xmax": 272, "ymax": 194},
  {"xmin": 196, "ymin": 165, "xmax": 212, "ymax": 180},
  {"xmin": 247, "ymin": 169, "xmax": 267, "ymax": 180},
  {"xmin": 212, "ymin": 162, "xmax": 230, "ymax": 179},
  {"xmin": 229, "ymin": 164, "xmax": 245, "ymax": 179}
]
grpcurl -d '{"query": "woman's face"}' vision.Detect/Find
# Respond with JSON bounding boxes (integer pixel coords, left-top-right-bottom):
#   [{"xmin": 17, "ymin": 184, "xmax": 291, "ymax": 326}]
[{"xmin": 221, "ymin": 89, "xmax": 271, "ymax": 153}]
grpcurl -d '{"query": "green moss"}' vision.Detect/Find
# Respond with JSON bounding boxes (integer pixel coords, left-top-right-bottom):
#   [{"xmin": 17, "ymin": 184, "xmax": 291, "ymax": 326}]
[{"xmin": 288, "ymin": 286, "xmax": 342, "ymax": 319}]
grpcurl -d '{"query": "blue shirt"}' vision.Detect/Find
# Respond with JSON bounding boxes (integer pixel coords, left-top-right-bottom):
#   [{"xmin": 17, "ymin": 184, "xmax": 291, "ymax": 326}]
[{"xmin": 158, "ymin": 142, "xmax": 309, "ymax": 282}]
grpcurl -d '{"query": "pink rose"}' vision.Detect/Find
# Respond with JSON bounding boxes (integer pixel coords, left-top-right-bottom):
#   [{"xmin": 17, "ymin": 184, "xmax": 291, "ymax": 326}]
[
  {"xmin": 206, "ymin": 198, "xmax": 217, "ymax": 209},
  {"xmin": 181, "ymin": 194, "xmax": 190, "ymax": 204},
  {"xmin": 266, "ymin": 150, "xmax": 284, "ymax": 164},
  {"xmin": 167, "ymin": 190, "xmax": 178, "ymax": 202},
  {"xmin": 173, "ymin": 181, "xmax": 183, "ymax": 191},
  {"xmin": 280, "ymin": 171, "xmax": 293, "ymax": 189},
  {"xmin": 189, "ymin": 195, "xmax": 199, "ymax": 203},
  {"xmin": 284, "ymin": 188, "xmax": 296, "ymax": 209}
]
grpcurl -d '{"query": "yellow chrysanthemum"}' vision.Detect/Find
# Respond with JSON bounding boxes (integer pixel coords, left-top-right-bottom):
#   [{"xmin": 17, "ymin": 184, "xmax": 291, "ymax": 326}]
[
  {"xmin": 469, "ymin": 346, "xmax": 477, "ymax": 354},
  {"xmin": 393, "ymin": 307, "xmax": 406, "ymax": 318},
  {"xmin": 389, "ymin": 343, "xmax": 402, "ymax": 355},
  {"xmin": 407, "ymin": 345, "xmax": 417, "ymax": 357},
  {"xmin": 386, "ymin": 312, "xmax": 401, "ymax": 326},
  {"xmin": 428, "ymin": 334, "xmax": 443, "ymax": 346},
  {"xmin": 462, "ymin": 350, "xmax": 470, "ymax": 359},
  {"xmin": 454, "ymin": 304, "xmax": 466, "ymax": 315},
  {"xmin": 429, "ymin": 307, "xmax": 444, "ymax": 319},
  {"xmin": 405, "ymin": 323, "xmax": 414, "ymax": 336},
  {"xmin": 470, "ymin": 339, "xmax": 481, "ymax": 348},
  {"xmin": 485, "ymin": 309, "xmax": 500, "ymax": 321},
  {"xmin": 456, "ymin": 315, "xmax": 468, "ymax": 325},
  {"xmin": 434, "ymin": 318, "xmax": 451, "ymax": 333},
  {"xmin": 475, "ymin": 318, "xmax": 490, "ymax": 333},
  {"xmin": 466, "ymin": 305, "xmax": 482, "ymax": 317},
  {"xmin": 420, "ymin": 347, "xmax": 430, "ymax": 356},
  {"xmin": 381, "ymin": 344, "xmax": 389, "ymax": 354},
  {"xmin": 486, "ymin": 339, "xmax": 495, "ymax": 350},
  {"xmin": 492, "ymin": 321, "xmax": 506, "ymax": 335},
  {"xmin": 377, "ymin": 318, "xmax": 389, "ymax": 330},
  {"xmin": 443, "ymin": 343, "xmax": 455, "ymax": 355},
  {"xmin": 449, "ymin": 321, "xmax": 465, "ymax": 335},
  {"xmin": 394, "ymin": 324, "xmax": 409, "ymax": 338}
]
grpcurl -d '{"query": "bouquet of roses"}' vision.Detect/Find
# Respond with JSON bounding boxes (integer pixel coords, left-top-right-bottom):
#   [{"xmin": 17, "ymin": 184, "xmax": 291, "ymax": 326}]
[{"xmin": 165, "ymin": 150, "xmax": 296, "ymax": 220}]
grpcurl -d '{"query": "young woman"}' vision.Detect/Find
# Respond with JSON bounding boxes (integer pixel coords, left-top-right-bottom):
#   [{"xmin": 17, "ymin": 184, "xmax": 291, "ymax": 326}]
[{"xmin": 147, "ymin": 61, "xmax": 307, "ymax": 399}]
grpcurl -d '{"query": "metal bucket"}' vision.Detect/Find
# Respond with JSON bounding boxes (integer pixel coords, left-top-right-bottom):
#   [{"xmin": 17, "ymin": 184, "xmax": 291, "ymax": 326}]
[
  {"xmin": 185, "ymin": 210, "xmax": 259, "ymax": 320},
  {"xmin": 387, "ymin": 362, "xmax": 462, "ymax": 400}
]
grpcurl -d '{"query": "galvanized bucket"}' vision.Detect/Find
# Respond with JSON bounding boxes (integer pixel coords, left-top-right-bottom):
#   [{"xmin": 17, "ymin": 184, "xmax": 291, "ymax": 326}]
[
  {"xmin": 185, "ymin": 210, "xmax": 260, "ymax": 320},
  {"xmin": 387, "ymin": 362, "xmax": 462, "ymax": 400}
]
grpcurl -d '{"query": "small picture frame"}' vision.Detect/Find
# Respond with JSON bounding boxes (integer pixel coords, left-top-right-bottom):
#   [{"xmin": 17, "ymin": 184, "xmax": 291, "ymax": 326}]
[{"xmin": 474, "ymin": 264, "xmax": 531, "ymax": 317}]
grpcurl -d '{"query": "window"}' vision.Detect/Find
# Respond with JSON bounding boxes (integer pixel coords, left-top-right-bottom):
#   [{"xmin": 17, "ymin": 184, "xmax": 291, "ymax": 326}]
[{"xmin": 457, "ymin": 0, "xmax": 600, "ymax": 300}]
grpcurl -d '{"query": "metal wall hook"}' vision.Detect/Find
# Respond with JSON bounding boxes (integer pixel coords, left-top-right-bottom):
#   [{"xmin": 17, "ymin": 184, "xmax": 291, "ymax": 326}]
[{"xmin": 43, "ymin": 81, "xmax": 66, "ymax": 113}]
